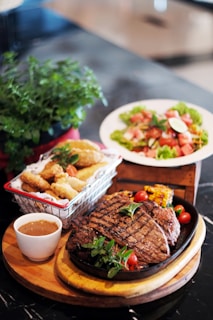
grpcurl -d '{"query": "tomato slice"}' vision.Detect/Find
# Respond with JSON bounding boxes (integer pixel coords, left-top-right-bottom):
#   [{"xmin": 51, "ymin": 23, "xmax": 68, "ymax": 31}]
[{"xmin": 66, "ymin": 164, "xmax": 78, "ymax": 176}]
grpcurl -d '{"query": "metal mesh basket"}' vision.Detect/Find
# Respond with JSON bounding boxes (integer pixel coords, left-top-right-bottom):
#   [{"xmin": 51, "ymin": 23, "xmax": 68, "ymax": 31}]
[{"xmin": 5, "ymin": 150, "xmax": 122, "ymax": 229}]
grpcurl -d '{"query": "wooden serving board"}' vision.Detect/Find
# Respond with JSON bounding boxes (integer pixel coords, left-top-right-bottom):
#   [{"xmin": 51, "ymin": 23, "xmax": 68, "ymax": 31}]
[{"xmin": 2, "ymin": 215, "xmax": 205, "ymax": 307}]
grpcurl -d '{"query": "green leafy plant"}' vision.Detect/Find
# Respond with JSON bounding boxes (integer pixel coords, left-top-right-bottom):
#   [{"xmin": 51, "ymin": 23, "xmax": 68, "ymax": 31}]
[{"xmin": 0, "ymin": 52, "xmax": 107, "ymax": 173}]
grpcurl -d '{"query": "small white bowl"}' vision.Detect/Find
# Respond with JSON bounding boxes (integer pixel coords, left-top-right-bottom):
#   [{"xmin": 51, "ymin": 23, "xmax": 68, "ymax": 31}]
[{"xmin": 14, "ymin": 212, "xmax": 62, "ymax": 262}]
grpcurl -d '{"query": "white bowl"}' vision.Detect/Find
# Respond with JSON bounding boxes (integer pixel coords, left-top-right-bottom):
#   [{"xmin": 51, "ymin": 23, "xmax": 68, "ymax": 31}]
[{"xmin": 13, "ymin": 212, "xmax": 62, "ymax": 262}]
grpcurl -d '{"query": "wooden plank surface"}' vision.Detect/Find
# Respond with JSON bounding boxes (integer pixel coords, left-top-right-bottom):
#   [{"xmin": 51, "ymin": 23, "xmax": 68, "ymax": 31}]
[
  {"xmin": 2, "ymin": 215, "xmax": 205, "ymax": 307},
  {"xmin": 108, "ymin": 161, "xmax": 202, "ymax": 204}
]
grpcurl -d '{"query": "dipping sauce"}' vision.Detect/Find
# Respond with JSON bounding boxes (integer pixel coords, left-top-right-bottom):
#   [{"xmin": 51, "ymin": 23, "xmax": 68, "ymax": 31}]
[{"xmin": 18, "ymin": 219, "xmax": 58, "ymax": 236}]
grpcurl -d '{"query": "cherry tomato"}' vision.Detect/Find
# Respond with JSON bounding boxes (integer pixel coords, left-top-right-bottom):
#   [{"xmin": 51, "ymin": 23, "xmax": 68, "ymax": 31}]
[
  {"xmin": 128, "ymin": 265, "xmax": 136, "ymax": 271},
  {"xmin": 174, "ymin": 204, "xmax": 185, "ymax": 214},
  {"xmin": 66, "ymin": 164, "xmax": 77, "ymax": 176},
  {"xmin": 134, "ymin": 190, "xmax": 148, "ymax": 202},
  {"xmin": 127, "ymin": 252, "xmax": 138, "ymax": 266},
  {"xmin": 178, "ymin": 211, "xmax": 191, "ymax": 224}
]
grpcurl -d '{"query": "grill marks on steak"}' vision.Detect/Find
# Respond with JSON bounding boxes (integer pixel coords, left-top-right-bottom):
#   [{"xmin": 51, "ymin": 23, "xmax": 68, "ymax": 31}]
[
  {"xmin": 66, "ymin": 192, "xmax": 181, "ymax": 268},
  {"xmin": 88, "ymin": 197, "xmax": 170, "ymax": 265},
  {"xmin": 142, "ymin": 201, "xmax": 181, "ymax": 246}
]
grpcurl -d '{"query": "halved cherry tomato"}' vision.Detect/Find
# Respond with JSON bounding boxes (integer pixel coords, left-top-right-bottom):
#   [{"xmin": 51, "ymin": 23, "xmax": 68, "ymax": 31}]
[
  {"xmin": 134, "ymin": 190, "xmax": 148, "ymax": 202},
  {"xmin": 66, "ymin": 164, "xmax": 78, "ymax": 176},
  {"xmin": 174, "ymin": 204, "xmax": 185, "ymax": 214},
  {"xmin": 178, "ymin": 211, "xmax": 191, "ymax": 224},
  {"xmin": 127, "ymin": 252, "xmax": 138, "ymax": 267}
]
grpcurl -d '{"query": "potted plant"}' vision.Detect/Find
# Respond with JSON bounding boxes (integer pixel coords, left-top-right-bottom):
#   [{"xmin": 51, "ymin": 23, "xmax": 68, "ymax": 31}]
[{"xmin": 0, "ymin": 52, "xmax": 107, "ymax": 174}]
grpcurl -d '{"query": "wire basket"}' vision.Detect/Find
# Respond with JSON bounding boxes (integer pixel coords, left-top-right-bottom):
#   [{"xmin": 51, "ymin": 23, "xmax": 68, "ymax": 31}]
[{"xmin": 4, "ymin": 150, "xmax": 122, "ymax": 229}]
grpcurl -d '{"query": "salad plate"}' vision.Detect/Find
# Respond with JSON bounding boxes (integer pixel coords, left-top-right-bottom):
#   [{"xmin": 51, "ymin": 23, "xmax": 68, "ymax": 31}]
[{"xmin": 99, "ymin": 99, "xmax": 213, "ymax": 167}]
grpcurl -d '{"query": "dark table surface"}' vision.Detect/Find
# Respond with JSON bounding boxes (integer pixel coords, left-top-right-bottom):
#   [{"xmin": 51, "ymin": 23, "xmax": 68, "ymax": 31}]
[{"xmin": 1, "ymin": 8, "xmax": 213, "ymax": 320}]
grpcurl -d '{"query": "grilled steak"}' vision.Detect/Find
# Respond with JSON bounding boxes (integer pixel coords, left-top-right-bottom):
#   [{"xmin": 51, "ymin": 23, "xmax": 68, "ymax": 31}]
[
  {"xmin": 66, "ymin": 191, "xmax": 181, "ymax": 267},
  {"xmin": 152, "ymin": 206, "xmax": 180, "ymax": 246},
  {"xmin": 141, "ymin": 201, "xmax": 181, "ymax": 246}
]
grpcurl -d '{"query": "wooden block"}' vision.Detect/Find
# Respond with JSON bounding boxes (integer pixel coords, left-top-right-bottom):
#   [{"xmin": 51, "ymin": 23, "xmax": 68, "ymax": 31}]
[{"xmin": 108, "ymin": 160, "xmax": 202, "ymax": 204}]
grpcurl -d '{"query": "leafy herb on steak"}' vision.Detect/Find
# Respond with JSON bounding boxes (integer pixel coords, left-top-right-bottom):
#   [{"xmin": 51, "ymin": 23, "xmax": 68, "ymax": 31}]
[
  {"xmin": 81, "ymin": 236, "xmax": 134, "ymax": 278},
  {"xmin": 119, "ymin": 202, "xmax": 141, "ymax": 219}
]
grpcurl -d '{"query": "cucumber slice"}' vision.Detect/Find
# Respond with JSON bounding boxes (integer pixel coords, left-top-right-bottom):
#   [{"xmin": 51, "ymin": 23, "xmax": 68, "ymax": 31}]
[{"xmin": 168, "ymin": 117, "xmax": 188, "ymax": 133}]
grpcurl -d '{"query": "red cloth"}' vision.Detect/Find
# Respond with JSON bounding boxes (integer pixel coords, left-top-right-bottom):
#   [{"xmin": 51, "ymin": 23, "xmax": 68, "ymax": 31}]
[{"xmin": 0, "ymin": 128, "xmax": 80, "ymax": 173}]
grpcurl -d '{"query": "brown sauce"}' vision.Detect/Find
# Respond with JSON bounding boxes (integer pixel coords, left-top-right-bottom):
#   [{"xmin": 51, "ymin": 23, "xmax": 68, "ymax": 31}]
[{"xmin": 18, "ymin": 219, "xmax": 58, "ymax": 236}]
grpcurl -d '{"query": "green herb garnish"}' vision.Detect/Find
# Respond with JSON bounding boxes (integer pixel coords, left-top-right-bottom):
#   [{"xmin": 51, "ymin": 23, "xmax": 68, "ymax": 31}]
[
  {"xmin": 119, "ymin": 203, "xmax": 141, "ymax": 219},
  {"xmin": 150, "ymin": 113, "xmax": 167, "ymax": 131},
  {"xmin": 81, "ymin": 236, "xmax": 133, "ymax": 279},
  {"xmin": 51, "ymin": 143, "xmax": 79, "ymax": 170}
]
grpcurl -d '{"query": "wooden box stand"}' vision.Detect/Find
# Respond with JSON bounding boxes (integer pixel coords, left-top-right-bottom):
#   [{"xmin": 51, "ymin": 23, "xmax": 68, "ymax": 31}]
[{"xmin": 108, "ymin": 160, "xmax": 202, "ymax": 204}]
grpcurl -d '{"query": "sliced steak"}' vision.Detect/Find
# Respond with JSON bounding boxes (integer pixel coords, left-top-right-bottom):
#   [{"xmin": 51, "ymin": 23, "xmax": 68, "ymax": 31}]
[
  {"xmin": 151, "ymin": 206, "xmax": 180, "ymax": 246},
  {"xmin": 142, "ymin": 201, "xmax": 181, "ymax": 246},
  {"xmin": 88, "ymin": 196, "xmax": 170, "ymax": 265}
]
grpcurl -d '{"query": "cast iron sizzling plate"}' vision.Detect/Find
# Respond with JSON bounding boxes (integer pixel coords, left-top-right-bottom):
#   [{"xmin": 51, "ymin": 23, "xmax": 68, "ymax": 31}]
[{"xmin": 69, "ymin": 196, "xmax": 198, "ymax": 281}]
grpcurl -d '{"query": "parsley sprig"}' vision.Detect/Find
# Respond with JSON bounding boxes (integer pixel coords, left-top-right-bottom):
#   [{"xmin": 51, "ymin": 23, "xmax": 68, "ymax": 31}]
[
  {"xmin": 81, "ymin": 236, "xmax": 133, "ymax": 279},
  {"xmin": 51, "ymin": 143, "xmax": 79, "ymax": 170},
  {"xmin": 150, "ymin": 113, "xmax": 167, "ymax": 131}
]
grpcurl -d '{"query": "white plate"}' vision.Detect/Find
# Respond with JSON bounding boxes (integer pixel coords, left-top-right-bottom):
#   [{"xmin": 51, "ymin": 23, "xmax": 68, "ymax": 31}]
[{"xmin": 99, "ymin": 99, "xmax": 213, "ymax": 167}]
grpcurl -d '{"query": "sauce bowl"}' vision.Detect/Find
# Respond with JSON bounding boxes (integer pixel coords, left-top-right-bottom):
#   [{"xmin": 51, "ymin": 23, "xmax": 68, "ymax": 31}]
[{"xmin": 13, "ymin": 212, "xmax": 62, "ymax": 262}]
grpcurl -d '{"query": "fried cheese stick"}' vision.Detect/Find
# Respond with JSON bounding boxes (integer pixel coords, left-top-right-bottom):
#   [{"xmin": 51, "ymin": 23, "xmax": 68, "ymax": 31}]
[{"xmin": 20, "ymin": 171, "xmax": 50, "ymax": 191}]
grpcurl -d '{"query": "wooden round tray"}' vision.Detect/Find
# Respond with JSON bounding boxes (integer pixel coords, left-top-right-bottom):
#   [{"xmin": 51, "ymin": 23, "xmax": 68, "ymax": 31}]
[{"xmin": 2, "ymin": 215, "xmax": 206, "ymax": 307}]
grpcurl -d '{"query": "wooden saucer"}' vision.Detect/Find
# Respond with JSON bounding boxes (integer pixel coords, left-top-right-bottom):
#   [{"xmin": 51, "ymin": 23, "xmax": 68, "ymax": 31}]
[{"xmin": 2, "ymin": 215, "xmax": 205, "ymax": 307}]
